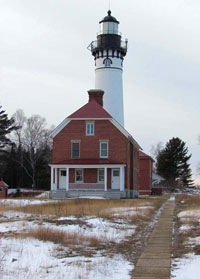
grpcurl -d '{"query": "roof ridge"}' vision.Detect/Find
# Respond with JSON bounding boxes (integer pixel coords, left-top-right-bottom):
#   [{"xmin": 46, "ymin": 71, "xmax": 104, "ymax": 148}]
[{"xmin": 67, "ymin": 99, "xmax": 112, "ymax": 119}]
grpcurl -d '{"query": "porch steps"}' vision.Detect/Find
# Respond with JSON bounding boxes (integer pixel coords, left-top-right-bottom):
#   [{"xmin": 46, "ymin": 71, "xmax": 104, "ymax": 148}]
[{"xmin": 49, "ymin": 190, "xmax": 126, "ymax": 199}]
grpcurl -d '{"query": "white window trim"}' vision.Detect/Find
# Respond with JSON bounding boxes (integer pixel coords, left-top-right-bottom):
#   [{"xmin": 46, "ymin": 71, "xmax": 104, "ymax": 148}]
[
  {"xmin": 75, "ymin": 168, "xmax": 83, "ymax": 183},
  {"xmin": 71, "ymin": 140, "xmax": 80, "ymax": 159},
  {"xmin": 86, "ymin": 121, "xmax": 94, "ymax": 136},
  {"xmin": 98, "ymin": 168, "xmax": 104, "ymax": 183},
  {"xmin": 100, "ymin": 141, "xmax": 108, "ymax": 158}
]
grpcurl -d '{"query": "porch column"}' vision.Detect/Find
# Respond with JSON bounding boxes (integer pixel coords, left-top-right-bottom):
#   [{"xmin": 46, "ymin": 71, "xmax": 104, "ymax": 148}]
[
  {"xmin": 120, "ymin": 167, "xmax": 124, "ymax": 191},
  {"xmin": 51, "ymin": 167, "xmax": 54, "ymax": 190},
  {"xmin": 104, "ymin": 167, "xmax": 107, "ymax": 191},
  {"xmin": 55, "ymin": 168, "xmax": 58, "ymax": 190},
  {"xmin": 66, "ymin": 168, "xmax": 69, "ymax": 191}
]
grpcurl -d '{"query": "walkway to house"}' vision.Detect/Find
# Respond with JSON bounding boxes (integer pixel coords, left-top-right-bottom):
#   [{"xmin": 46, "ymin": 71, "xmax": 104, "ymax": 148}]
[{"xmin": 132, "ymin": 198, "xmax": 175, "ymax": 279}]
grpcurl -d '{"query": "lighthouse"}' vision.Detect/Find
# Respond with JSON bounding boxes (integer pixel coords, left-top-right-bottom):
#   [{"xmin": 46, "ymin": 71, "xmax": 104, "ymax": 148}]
[{"xmin": 88, "ymin": 10, "xmax": 128, "ymax": 127}]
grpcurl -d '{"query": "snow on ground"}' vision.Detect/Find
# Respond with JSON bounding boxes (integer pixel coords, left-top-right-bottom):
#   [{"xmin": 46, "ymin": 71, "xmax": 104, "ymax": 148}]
[
  {"xmin": 172, "ymin": 203, "xmax": 200, "ymax": 278},
  {"xmin": 172, "ymin": 254, "xmax": 200, "ymax": 279},
  {"xmin": 36, "ymin": 192, "xmax": 49, "ymax": 198},
  {"xmin": 0, "ymin": 199, "xmax": 55, "ymax": 207},
  {"xmin": 178, "ymin": 209, "xmax": 200, "ymax": 218},
  {"xmin": 7, "ymin": 189, "xmax": 33, "ymax": 194},
  {"xmin": 0, "ymin": 221, "xmax": 30, "ymax": 233},
  {"xmin": 0, "ymin": 198, "xmax": 160, "ymax": 278},
  {"xmin": 75, "ymin": 196, "xmax": 106, "ymax": 199},
  {"xmin": 179, "ymin": 224, "xmax": 193, "ymax": 232},
  {"xmin": 0, "ymin": 212, "xmax": 136, "ymax": 243},
  {"xmin": 0, "ymin": 210, "xmax": 33, "ymax": 219},
  {"xmin": 82, "ymin": 217, "xmax": 136, "ymax": 242},
  {"xmin": 0, "ymin": 237, "xmax": 133, "ymax": 279}
]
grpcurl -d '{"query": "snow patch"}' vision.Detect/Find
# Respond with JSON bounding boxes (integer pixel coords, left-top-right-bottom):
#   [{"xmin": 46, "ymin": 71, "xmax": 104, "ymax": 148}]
[
  {"xmin": 0, "ymin": 238, "xmax": 133, "ymax": 279},
  {"xmin": 172, "ymin": 254, "xmax": 200, "ymax": 279},
  {"xmin": 178, "ymin": 210, "xmax": 200, "ymax": 218}
]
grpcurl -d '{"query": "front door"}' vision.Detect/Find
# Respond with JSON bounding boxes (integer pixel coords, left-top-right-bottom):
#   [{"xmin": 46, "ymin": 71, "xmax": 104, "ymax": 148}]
[
  {"xmin": 111, "ymin": 169, "xmax": 120, "ymax": 189},
  {"xmin": 59, "ymin": 169, "xmax": 66, "ymax": 189}
]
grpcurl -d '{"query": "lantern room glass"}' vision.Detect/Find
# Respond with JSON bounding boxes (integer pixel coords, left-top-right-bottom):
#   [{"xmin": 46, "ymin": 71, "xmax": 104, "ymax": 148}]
[{"xmin": 100, "ymin": 22, "xmax": 118, "ymax": 35}]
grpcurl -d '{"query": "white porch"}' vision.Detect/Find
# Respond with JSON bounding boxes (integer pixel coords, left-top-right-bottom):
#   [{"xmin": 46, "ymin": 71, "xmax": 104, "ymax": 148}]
[{"xmin": 49, "ymin": 164, "xmax": 126, "ymax": 193}]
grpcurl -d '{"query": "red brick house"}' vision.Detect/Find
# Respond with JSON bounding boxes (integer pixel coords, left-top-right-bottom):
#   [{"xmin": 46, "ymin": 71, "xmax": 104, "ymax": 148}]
[
  {"xmin": 49, "ymin": 90, "xmax": 141, "ymax": 199},
  {"xmin": 139, "ymin": 151, "xmax": 154, "ymax": 196},
  {"xmin": 0, "ymin": 179, "xmax": 8, "ymax": 198}
]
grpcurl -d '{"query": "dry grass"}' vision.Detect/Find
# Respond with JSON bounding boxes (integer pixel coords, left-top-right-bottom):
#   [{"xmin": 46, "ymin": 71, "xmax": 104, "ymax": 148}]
[
  {"xmin": 12, "ymin": 198, "xmax": 163, "ymax": 220},
  {"xmin": 24, "ymin": 227, "xmax": 101, "ymax": 247},
  {"xmin": 176, "ymin": 194, "xmax": 200, "ymax": 211}
]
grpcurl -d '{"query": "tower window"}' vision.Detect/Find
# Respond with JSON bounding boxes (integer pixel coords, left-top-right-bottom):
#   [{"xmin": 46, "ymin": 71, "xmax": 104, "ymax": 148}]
[{"xmin": 103, "ymin": 58, "xmax": 112, "ymax": 67}]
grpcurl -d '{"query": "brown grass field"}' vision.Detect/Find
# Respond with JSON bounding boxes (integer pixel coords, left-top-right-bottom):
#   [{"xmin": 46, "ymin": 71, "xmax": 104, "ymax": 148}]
[{"xmin": 10, "ymin": 198, "xmax": 164, "ymax": 219}]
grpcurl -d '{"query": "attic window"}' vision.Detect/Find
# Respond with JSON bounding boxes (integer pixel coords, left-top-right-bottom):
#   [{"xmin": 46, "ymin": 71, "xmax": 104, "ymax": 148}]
[
  {"xmin": 103, "ymin": 58, "xmax": 112, "ymax": 67},
  {"xmin": 86, "ymin": 122, "xmax": 94, "ymax": 136}
]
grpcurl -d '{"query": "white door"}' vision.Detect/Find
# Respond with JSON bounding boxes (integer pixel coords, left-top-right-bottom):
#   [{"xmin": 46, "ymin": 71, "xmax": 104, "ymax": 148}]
[
  {"xmin": 59, "ymin": 169, "xmax": 66, "ymax": 189},
  {"xmin": 111, "ymin": 169, "xmax": 120, "ymax": 189}
]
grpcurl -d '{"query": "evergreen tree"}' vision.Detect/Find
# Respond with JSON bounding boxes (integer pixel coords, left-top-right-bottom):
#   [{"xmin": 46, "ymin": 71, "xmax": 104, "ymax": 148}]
[
  {"xmin": 0, "ymin": 106, "xmax": 17, "ymax": 150},
  {"xmin": 156, "ymin": 137, "xmax": 193, "ymax": 187},
  {"xmin": 0, "ymin": 106, "xmax": 19, "ymax": 178}
]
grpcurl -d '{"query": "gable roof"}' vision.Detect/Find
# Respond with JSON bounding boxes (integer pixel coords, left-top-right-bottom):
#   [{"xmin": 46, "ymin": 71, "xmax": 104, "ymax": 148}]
[
  {"xmin": 50, "ymin": 99, "xmax": 142, "ymax": 150},
  {"xmin": 0, "ymin": 179, "xmax": 8, "ymax": 187},
  {"xmin": 139, "ymin": 151, "xmax": 154, "ymax": 161},
  {"xmin": 67, "ymin": 100, "xmax": 112, "ymax": 119}
]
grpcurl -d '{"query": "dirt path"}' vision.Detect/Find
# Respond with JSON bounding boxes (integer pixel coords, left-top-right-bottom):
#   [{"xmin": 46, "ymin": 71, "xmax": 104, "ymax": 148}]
[{"xmin": 132, "ymin": 199, "xmax": 175, "ymax": 279}]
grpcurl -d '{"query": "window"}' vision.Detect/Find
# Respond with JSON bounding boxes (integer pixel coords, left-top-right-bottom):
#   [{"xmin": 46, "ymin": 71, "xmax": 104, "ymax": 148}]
[
  {"xmin": 75, "ymin": 169, "xmax": 83, "ymax": 182},
  {"xmin": 113, "ymin": 170, "xmax": 120, "ymax": 177},
  {"xmin": 86, "ymin": 122, "xmax": 94, "ymax": 136},
  {"xmin": 60, "ymin": 170, "xmax": 66, "ymax": 176},
  {"xmin": 103, "ymin": 58, "xmax": 112, "ymax": 67},
  {"xmin": 0, "ymin": 187, "xmax": 3, "ymax": 192},
  {"xmin": 98, "ymin": 169, "xmax": 104, "ymax": 183},
  {"xmin": 71, "ymin": 141, "xmax": 80, "ymax": 158},
  {"xmin": 100, "ymin": 141, "xmax": 108, "ymax": 158}
]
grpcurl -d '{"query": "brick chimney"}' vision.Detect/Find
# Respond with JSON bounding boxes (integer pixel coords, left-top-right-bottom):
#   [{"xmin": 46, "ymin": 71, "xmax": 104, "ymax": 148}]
[{"xmin": 88, "ymin": 89, "xmax": 104, "ymax": 107}]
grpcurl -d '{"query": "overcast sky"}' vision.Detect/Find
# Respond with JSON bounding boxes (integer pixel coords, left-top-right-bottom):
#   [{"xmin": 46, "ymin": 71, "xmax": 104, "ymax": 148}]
[{"xmin": 0, "ymin": 0, "xmax": 200, "ymax": 183}]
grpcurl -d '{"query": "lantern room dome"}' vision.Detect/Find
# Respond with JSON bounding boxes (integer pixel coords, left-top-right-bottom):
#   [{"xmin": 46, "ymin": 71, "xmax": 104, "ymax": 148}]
[{"xmin": 99, "ymin": 10, "xmax": 119, "ymax": 24}]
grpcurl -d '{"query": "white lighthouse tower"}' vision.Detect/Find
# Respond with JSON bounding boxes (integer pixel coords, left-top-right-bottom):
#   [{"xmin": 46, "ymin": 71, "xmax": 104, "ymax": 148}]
[{"xmin": 88, "ymin": 10, "xmax": 128, "ymax": 127}]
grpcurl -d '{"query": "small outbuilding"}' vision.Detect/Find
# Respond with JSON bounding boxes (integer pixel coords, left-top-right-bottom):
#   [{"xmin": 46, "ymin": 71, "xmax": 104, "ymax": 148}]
[{"xmin": 0, "ymin": 178, "xmax": 8, "ymax": 198}]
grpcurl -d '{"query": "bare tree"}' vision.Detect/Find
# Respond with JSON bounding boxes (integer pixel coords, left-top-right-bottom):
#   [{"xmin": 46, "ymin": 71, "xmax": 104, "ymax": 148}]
[
  {"xmin": 11, "ymin": 109, "xmax": 26, "ymax": 188},
  {"xmin": 12, "ymin": 111, "xmax": 52, "ymax": 188},
  {"xmin": 150, "ymin": 142, "xmax": 163, "ymax": 162},
  {"xmin": 12, "ymin": 109, "xmax": 26, "ymax": 146}
]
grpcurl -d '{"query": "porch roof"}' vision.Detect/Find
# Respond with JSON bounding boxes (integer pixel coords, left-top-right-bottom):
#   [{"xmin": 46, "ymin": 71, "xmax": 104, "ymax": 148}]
[{"xmin": 51, "ymin": 159, "xmax": 124, "ymax": 165}]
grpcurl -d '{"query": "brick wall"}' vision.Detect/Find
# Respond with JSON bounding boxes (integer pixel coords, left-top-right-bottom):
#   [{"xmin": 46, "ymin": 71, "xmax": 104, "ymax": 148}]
[
  {"xmin": 0, "ymin": 187, "xmax": 7, "ymax": 198},
  {"xmin": 139, "ymin": 158, "xmax": 153, "ymax": 194},
  {"xmin": 52, "ymin": 120, "xmax": 139, "ymax": 191},
  {"xmin": 53, "ymin": 120, "xmax": 128, "ymax": 163}
]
